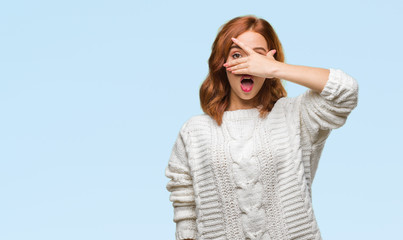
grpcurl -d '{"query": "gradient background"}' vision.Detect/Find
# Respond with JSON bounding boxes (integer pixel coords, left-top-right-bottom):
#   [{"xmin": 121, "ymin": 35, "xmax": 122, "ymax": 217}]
[{"xmin": 1, "ymin": 1, "xmax": 402, "ymax": 239}]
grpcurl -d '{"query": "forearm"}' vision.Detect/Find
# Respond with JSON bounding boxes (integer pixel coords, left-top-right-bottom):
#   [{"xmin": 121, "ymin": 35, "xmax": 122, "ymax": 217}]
[{"xmin": 272, "ymin": 62, "xmax": 330, "ymax": 93}]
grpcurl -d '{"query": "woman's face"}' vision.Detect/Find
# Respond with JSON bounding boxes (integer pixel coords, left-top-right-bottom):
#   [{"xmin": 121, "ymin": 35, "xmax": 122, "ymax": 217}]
[{"xmin": 225, "ymin": 31, "xmax": 269, "ymax": 110}]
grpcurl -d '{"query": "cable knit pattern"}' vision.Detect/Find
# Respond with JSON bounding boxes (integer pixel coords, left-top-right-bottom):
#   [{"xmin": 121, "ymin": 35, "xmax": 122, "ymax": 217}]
[
  {"xmin": 224, "ymin": 113, "xmax": 272, "ymax": 240},
  {"xmin": 165, "ymin": 68, "xmax": 359, "ymax": 240}
]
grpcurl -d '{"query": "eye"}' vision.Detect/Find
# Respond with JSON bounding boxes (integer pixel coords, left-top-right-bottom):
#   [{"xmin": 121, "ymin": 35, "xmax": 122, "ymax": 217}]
[{"xmin": 232, "ymin": 52, "xmax": 242, "ymax": 59}]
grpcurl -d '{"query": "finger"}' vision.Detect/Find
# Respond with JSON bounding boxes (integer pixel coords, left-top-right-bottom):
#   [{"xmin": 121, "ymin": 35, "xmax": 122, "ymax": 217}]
[
  {"xmin": 266, "ymin": 49, "xmax": 276, "ymax": 57},
  {"xmin": 231, "ymin": 67, "xmax": 249, "ymax": 75},
  {"xmin": 224, "ymin": 57, "xmax": 247, "ymax": 68},
  {"xmin": 227, "ymin": 62, "xmax": 248, "ymax": 72},
  {"xmin": 231, "ymin": 37, "xmax": 255, "ymax": 55}
]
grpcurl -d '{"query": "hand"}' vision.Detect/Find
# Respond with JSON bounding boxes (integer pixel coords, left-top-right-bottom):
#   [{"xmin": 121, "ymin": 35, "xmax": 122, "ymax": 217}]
[{"xmin": 223, "ymin": 37, "xmax": 278, "ymax": 78}]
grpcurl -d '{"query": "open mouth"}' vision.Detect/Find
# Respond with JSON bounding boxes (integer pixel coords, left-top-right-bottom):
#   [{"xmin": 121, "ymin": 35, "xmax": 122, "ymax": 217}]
[{"xmin": 240, "ymin": 75, "xmax": 254, "ymax": 92}]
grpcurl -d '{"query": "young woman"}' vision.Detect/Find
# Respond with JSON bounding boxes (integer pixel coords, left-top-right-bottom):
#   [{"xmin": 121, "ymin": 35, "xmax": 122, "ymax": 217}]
[{"xmin": 165, "ymin": 15, "xmax": 359, "ymax": 240}]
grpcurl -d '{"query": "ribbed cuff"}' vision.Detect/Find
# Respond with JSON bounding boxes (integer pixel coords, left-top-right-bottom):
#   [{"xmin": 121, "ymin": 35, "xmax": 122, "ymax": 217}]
[
  {"xmin": 176, "ymin": 229, "xmax": 197, "ymax": 240},
  {"xmin": 176, "ymin": 219, "xmax": 197, "ymax": 240},
  {"xmin": 319, "ymin": 68, "xmax": 357, "ymax": 101},
  {"xmin": 319, "ymin": 68, "xmax": 340, "ymax": 99}
]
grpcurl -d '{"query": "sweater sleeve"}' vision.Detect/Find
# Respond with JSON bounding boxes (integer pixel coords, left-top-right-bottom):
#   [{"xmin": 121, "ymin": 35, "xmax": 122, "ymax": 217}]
[
  {"xmin": 165, "ymin": 124, "xmax": 197, "ymax": 240},
  {"xmin": 281, "ymin": 68, "xmax": 359, "ymax": 181},
  {"xmin": 299, "ymin": 68, "xmax": 358, "ymax": 180},
  {"xmin": 299, "ymin": 68, "xmax": 359, "ymax": 145}
]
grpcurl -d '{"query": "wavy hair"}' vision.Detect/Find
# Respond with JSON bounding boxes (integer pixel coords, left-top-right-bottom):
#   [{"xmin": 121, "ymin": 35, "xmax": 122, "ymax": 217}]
[{"xmin": 199, "ymin": 15, "xmax": 287, "ymax": 126}]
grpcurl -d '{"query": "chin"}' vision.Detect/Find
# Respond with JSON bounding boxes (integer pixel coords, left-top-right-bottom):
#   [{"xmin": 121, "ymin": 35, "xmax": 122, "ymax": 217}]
[{"xmin": 237, "ymin": 91, "xmax": 259, "ymax": 100}]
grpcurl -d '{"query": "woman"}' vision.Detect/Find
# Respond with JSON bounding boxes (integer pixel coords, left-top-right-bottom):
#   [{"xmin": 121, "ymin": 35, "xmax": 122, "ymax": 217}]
[{"xmin": 165, "ymin": 15, "xmax": 358, "ymax": 240}]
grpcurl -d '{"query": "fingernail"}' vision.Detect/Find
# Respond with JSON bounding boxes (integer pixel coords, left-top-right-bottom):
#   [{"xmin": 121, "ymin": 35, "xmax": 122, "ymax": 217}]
[{"xmin": 231, "ymin": 37, "xmax": 236, "ymax": 41}]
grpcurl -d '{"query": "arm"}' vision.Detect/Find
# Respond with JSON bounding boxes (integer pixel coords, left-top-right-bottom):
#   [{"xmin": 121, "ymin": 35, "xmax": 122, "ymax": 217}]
[
  {"xmin": 278, "ymin": 66, "xmax": 359, "ymax": 181},
  {"xmin": 165, "ymin": 125, "xmax": 197, "ymax": 240},
  {"xmin": 274, "ymin": 62, "xmax": 359, "ymax": 144},
  {"xmin": 272, "ymin": 62, "xmax": 330, "ymax": 93}
]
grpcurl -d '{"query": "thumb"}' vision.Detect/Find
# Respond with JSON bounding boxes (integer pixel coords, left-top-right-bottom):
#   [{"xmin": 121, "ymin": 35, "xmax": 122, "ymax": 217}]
[{"xmin": 266, "ymin": 49, "xmax": 276, "ymax": 57}]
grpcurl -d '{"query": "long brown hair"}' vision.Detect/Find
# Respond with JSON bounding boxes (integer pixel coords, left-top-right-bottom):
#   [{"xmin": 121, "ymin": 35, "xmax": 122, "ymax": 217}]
[{"xmin": 199, "ymin": 15, "xmax": 287, "ymax": 126}]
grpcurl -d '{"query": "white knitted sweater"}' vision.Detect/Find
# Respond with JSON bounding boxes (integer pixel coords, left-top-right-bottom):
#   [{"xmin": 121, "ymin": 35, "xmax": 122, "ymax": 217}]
[{"xmin": 165, "ymin": 68, "xmax": 359, "ymax": 240}]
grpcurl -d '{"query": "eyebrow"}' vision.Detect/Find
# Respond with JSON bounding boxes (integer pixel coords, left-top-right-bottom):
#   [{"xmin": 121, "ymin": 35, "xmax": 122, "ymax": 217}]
[{"xmin": 230, "ymin": 45, "xmax": 267, "ymax": 53}]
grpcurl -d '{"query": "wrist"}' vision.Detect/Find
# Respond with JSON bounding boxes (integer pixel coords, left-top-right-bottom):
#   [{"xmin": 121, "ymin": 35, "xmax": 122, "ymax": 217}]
[{"xmin": 271, "ymin": 61, "xmax": 288, "ymax": 79}]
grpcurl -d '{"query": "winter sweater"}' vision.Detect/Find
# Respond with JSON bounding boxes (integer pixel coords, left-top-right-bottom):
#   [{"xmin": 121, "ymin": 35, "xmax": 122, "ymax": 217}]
[{"xmin": 165, "ymin": 68, "xmax": 359, "ymax": 240}]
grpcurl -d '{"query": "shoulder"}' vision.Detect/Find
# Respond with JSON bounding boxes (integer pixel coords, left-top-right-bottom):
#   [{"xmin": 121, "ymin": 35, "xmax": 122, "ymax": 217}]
[
  {"xmin": 274, "ymin": 95, "xmax": 302, "ymax": 113},
  {"xmin": 277, "ymin": 94, "xmax": 304, "ymax": 105},
  {"xmin": 179, "ymin": 113, "xmax": 213, "ymax": 138},
  {"xmin": 270, "ymin": 96, "xmax": 304, "ymax": 127}
]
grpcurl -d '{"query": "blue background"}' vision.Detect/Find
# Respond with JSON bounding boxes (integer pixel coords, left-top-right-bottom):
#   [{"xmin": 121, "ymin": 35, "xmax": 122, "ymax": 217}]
[{"xmin": 1, "ymin": 1, "xmax": 402, "ymax": 239}]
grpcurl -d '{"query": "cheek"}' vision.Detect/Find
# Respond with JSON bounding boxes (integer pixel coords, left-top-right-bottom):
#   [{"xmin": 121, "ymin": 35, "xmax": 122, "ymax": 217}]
[
  {"xmin": 226, "ymin": 73, "xmax": 238, "ymax": 86},
  {"xmin": 251, "ymin": 78, "xmax": 265, "ymax": 88}
]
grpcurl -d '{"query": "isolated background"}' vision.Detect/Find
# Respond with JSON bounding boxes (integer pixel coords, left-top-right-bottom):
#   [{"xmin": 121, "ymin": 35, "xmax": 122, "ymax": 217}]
[{"xmin": 1, "ymin": 1, "xmax": 402, "ymax": 239}]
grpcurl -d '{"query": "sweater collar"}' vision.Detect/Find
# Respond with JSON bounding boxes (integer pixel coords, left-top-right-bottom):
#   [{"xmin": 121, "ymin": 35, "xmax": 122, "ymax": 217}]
[{"xmin": 222, "ymin": 105, "xmax": 262, "ymax": 121}]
